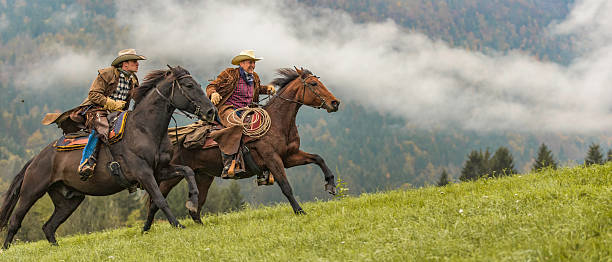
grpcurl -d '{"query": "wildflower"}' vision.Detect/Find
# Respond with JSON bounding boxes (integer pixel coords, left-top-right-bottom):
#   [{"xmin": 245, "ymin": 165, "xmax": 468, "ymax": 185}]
[{"xmin": 459, "ymin": 209, "xmax": 464, "ymax": 214}]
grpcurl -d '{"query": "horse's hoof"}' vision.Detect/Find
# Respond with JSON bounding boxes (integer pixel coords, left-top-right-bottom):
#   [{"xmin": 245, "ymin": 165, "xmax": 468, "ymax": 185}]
[
  {"xmin": 185, "ymin": 200, "xmax": 198, "ymax": 213},
  {"xmin": 175, "ymin": 223, "xmax": 186, "ymax": 229},
  {"xmin": 295, "ymin": 209, "xmax": 307, "ymax": 215},
  {"xmin": 325, "ymin": 184, "xmax": 337, "ymax": 195},
  {"xmin": 50, "ymin": 242, "xmax": 59, "ymax": 246}
]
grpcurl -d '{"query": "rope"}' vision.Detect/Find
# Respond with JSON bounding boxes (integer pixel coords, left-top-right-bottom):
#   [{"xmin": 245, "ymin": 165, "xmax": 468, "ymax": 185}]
[{"xmin": 226, "ymin": 107, "xmax": 271, "ymax": 138}]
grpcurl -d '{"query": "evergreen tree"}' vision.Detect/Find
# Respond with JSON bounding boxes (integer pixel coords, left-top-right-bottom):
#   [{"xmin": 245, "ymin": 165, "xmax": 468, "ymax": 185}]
[
  {"xmin": 490, "ymin": 147, "xmax": 517, "ymax": 176},
  {"xmin": 585, "ymin": 143, "xmax": 604, "ymax": 166},
  {"xmin": 532, "ymin": 143, "xmax": 557, "ymax": 171},
  {"xmin": 226, "ymin": 181, "xmax": 245, "ymax": 211},
  {"xmin": 459, "ymin": 149, "xmax": 490, "ymax": 181},
  {"xmin": 607, "ymin": 149, "xmax": 612, "ymax": 163},
  {"xmin": 437, "ymin": 169, "xmax": 450, "ymax": 186}
]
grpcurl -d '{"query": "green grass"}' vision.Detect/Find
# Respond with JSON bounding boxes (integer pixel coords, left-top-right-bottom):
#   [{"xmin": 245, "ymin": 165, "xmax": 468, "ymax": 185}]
[{"xmin": 2, "ymin": 164, "xmax": 611, "ymax": 261}]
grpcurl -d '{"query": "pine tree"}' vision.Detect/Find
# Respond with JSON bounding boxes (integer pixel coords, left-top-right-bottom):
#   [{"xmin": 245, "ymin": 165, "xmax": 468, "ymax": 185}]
[
  {"xmin": 607, "ymin": 149, "xmax": 612, "ymax": 163},
  {"xmin": 225, "ymin": 180, "xmax": 245, "ymax": 211},
  {"xmin": 459, "ymin": 149, "xmax": 490, "ymax": 181},
  {"xmin": 532, "ymin": 143, "xmax": 557, "ymax": 171},
  {"xmin": 585, "ymin": 143, "xmax": 604, "ymax": 166},
  {"xmin": 437, "ymin": 169, "xmax": 450, "ymax": 186},
  {"xmin": 490, "ymin": 147, "xmax": 517, "ymax": 176}
]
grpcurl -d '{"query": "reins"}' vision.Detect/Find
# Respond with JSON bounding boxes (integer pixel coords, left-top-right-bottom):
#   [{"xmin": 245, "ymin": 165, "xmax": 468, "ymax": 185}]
[
  {"xmin": 154, "ymin": 73, "xmax": 201, "ymax": 120},
  {"xmin": 273, "ymin": 75, "xmax": 326, "ymax": 109}
]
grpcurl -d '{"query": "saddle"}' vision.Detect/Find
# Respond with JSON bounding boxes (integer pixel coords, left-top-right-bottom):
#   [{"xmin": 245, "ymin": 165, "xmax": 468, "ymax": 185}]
[
  {"xmin": 168, "ymin": 111, "xmax": 264, "ymax": 150},
  {"xmin": 53, "ymin": 111, "xmax": 129, "ymax": 151},
  {"xmin": 168, "ymin": 111, "xmax": 270, "ymax": 182}
]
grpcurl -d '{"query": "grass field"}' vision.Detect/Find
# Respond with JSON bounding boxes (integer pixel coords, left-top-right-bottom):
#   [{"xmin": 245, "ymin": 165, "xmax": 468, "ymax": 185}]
[{"xmin": 1, "ymin": 164, "xmax": 610, "ymax": 261}]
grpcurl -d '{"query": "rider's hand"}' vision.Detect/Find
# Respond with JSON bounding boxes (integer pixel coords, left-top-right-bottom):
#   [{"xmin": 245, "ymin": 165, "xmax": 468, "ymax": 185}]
[
  {"xmin": 210, "ymin": 92, "xmax": 221, "ymax": 105},
  {"xmin": 265, "ymin": 85, "xmax": 276, "ymax": 95},
  {"xmin": 104, "ymin": 98, "xmax": 126, "ymax": 111}
]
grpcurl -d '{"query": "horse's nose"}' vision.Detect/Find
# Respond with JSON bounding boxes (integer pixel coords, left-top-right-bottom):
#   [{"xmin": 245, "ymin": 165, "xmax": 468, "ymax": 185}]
[
  {"xmin": 204, "ymin": 108, "xmax": 216, "ymax": 122},
  {"xmin": 331, "ymin": 100, "xmax": 340, "ymax": 112}
]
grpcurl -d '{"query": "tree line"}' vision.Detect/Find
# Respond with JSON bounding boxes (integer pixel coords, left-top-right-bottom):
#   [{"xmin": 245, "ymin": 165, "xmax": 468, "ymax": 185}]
[{"xmin": 438, "ymin": 142, "xmax": 612, "ymax": 186}]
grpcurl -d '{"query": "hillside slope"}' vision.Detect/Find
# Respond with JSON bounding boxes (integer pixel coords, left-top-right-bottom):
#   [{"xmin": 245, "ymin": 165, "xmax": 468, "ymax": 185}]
[{"xmin": 2, "ymin": 164, "xmax": 610, "ymax": 261}]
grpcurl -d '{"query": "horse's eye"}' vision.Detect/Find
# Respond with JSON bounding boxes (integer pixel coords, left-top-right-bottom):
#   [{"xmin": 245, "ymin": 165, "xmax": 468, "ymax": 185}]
[{"xmin": 310, "ymin": 82, "xmax": 317, "ymax": 86}]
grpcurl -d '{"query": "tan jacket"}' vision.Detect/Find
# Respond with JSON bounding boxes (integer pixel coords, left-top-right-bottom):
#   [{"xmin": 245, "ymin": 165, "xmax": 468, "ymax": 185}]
[
  {"xmin": 206, "ymin": 67, "xmax": 267, "ymax": 108},
  {"xmin": 79, "ymin": 67, "xmax": 139, "ymax": 109}
]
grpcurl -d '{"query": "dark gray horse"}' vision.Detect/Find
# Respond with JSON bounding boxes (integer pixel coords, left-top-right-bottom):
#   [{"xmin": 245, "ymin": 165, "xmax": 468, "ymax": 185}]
[{"xmin": 0, "ymin": 66, "xmax": 216, "ymax": 249}]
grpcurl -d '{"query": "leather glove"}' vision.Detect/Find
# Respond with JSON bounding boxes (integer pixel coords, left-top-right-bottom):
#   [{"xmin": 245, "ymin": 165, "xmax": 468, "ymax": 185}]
[
  {"xmin": 265, "ymin": 85, "xmax": 276, "ymax": 95},
  {"xmin": 210, "ymin": 92, "xmax": 221, "ymax": 105},
  {"xmin": 104, "ymin": 98, "xmax": 126, "ymax": 111}
]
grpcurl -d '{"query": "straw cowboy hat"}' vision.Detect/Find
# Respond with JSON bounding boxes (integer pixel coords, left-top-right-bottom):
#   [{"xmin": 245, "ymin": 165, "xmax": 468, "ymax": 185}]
[
  {"xmin": 111, "ymin": 49, "xmax": 147, "ymax": 67},
  {"xmin": 231, "ymin": 50, "xmax": 263, "ymax": 65}
]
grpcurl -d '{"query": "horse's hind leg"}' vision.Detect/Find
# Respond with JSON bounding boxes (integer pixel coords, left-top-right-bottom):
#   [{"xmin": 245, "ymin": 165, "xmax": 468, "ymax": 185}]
[
  {"xmin": 2, "ymin": 182, "xmax": 48, "ymax": 249},
  {"xmin": 42, "ymin": 186, "xmax": 84, "ymax": 245}
]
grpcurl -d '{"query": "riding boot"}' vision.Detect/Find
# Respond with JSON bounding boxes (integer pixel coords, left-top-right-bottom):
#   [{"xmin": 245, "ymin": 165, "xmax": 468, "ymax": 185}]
[
  {"xmin": 221, "ymin": 153, "xmax": 236, "ymax": 179},
  {"xmin": 79, "ymin": 111, "xmax": 109, "ymax": 181},
  {"xmin": 78, "ymin": 132, "xmax": 99, "ymax": 181}
]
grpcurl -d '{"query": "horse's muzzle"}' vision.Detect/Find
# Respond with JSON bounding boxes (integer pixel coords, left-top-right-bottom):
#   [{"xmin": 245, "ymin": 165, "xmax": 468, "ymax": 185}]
[
  {"xmin": 200, "ymin": 108, "xmax": 217, "ymax": 122},
  {"xmin": 326, "ymin": 100, "xmax": 340, "ymax": 112}
]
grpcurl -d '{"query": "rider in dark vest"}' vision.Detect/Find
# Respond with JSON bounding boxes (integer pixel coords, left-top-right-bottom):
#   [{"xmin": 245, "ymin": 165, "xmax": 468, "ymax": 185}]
[
  {"xmin": 206, "ymin": 50, "xmax": 276, "ymax": 178},
  {"xmin": 76, "ymin": 49, "xmax": 146, "ymax": 180}
]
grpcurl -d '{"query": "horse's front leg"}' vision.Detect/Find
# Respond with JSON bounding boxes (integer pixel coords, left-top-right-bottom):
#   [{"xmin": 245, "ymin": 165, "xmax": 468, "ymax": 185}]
[
  {"xmin": 265, "ymin": 153, "xmax": 305, "ymax": 214},
  {"xmin": 284, "ymin": 150, "xmax": 336, "ymax": 195},
  {"xmin": 155, "ymin": 165, "xmax": 199, "ymax": 213},
  {"xmin": 137, "ymin": 167, "xmax": 184, "ymax": 229}
]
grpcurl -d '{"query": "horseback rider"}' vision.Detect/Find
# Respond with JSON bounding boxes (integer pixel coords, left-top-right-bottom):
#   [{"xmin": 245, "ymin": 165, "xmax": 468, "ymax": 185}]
[
  {"xmin": 76, "ymin": 49, "xmax": 146, "ymax": 179},
  {"xmin": 206, "ymin": 50, "xmax": 276, "ymax": 178}
]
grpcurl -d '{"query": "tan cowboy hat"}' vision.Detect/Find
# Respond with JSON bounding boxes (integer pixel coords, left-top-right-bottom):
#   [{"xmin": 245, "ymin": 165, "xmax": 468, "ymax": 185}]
[
  {"xmin": 231, "ymin": 50, "xmax": 263, "ymax": 65},
  {"xmin": 111, "ymin": 49, "xmax": 147, "ymax": 67}
]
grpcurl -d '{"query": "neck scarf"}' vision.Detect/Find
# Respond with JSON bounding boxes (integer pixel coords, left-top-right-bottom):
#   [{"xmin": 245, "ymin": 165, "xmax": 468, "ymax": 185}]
[{"xmin": 239, "ymin": 67, "xmax": 254, "ymax": 86}]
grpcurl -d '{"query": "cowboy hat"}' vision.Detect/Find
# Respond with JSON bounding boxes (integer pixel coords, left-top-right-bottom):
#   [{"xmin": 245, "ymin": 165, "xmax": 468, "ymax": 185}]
[
  {"xmin": 231, "ymin": 50, "xmax": 263, "ymax": 65},
  {"xmin": 111, "ymin": 49, "xmax": 147, "ymax": 67}
]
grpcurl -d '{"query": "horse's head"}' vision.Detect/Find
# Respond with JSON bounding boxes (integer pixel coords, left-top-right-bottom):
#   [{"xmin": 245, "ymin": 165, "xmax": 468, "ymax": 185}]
[
  {"xmin": 137, "ymin": 66, "xmax": 217, "ymax": 122},
  {"xmin": 272, "ymin": 67, "xmax": 340, "ymax": 112}
]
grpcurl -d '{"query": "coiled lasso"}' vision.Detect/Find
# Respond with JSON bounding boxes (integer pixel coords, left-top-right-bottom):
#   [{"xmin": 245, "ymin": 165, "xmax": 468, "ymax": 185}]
[{"xmin": 226, "ymin": 107, "xmax": 271, "ymax": 138}]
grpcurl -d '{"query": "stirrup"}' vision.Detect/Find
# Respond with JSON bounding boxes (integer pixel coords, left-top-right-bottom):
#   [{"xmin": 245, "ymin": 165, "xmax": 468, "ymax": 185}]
[
  {"xmin": 78, "ymin": 160, "xmax": 96, "ymax": 181},
  {"xmin": 257, "ymin": 171, "xmax": 274, "ymax": 186},
  {"xmin": 221, "ymin": 160, "xmax": 237, "ymax": 179}
]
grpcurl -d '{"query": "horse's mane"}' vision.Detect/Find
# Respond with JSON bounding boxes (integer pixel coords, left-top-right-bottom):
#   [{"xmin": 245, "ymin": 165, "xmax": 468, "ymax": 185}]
[
  {"xmin": 271, "ymin": 68, "xmax": 312, "ymax": 93},
  {"xmin": 132, "ymin": 67, "xmax": 190, "ymax": 107}
]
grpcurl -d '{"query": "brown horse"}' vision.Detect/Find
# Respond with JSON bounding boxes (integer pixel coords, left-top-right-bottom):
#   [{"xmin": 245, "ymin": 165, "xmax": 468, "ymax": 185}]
[
  {"xmin": 0, "ymin": 66, "xmax": 217, "ymax": 249},
  {"xmin": 143, "ymin": 67, "xmax": 340, "ymax": 229}
]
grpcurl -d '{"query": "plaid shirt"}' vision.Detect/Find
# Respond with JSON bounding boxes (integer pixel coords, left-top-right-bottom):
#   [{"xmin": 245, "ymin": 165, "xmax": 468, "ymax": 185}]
[
  {"xmin": 225, "ymin": 76, "xmax": 254, "ymax": 108},
  {"xmin": 109, "ymin": 72, "xmax": 132, "ymax": 102}
]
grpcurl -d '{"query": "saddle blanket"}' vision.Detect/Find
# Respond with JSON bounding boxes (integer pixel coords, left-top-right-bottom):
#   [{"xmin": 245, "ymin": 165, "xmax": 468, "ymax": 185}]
[{"xmin": 54, "ymin": 111, "xmax": 129, "ymax": 151}]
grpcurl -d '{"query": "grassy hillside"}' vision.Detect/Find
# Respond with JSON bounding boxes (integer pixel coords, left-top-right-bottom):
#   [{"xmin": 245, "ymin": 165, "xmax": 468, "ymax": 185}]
[{"xmin": 1, "ymin": 164, "xmax": 610, "ymax": 261}]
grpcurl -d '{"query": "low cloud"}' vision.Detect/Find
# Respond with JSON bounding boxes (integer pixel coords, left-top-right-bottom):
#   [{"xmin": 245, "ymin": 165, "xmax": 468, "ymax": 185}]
[
  {"xmin": 111, "ymin": 0, "xmax": 612, "ymax": 133},
  {"xmin": 9, "ymin": 0, "xmax": 612, "ymax": 134}
]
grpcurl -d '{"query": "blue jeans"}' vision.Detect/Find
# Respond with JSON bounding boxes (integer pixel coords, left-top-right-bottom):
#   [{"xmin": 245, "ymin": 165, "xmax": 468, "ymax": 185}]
[{"xmin": 80, "ymin": 131, "xmax": 99, "ymax": 165}]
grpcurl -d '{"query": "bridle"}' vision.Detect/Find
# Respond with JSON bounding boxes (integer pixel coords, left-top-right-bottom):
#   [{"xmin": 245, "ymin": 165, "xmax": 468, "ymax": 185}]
[
  {"xmin": 154, "ymin": 72, "xmax": 202, "ymax": 120},
  {"xmin": 275, "ymin": 75, "xmax": 327, "ymax": 109}
]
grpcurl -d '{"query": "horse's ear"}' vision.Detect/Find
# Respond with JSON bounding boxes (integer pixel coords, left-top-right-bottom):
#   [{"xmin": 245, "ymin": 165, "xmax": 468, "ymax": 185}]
[{"xmin": 294, "ymin": 66, "xmax": 303, "ymax": 77}]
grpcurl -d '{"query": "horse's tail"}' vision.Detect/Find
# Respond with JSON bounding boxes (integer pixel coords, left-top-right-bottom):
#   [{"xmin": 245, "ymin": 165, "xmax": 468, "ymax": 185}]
[{"xmin": 0, "ymin": 158, "xmax": 32, "ymax": 230}]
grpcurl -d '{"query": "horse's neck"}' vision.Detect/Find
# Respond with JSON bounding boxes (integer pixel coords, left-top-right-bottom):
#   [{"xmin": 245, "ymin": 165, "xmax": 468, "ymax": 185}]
[
  {"xmin": 265, "ymin": 85, "xmax": 302, "ymax": 141},
  {"xmin": 129, "ymin": 89, "xmax": 173, "ymax": 145}
]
